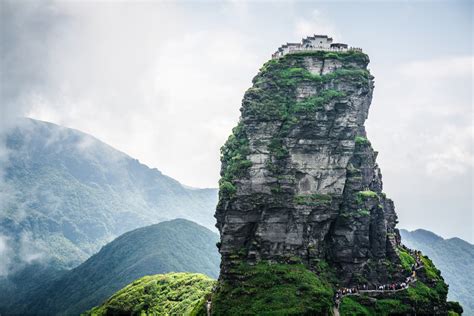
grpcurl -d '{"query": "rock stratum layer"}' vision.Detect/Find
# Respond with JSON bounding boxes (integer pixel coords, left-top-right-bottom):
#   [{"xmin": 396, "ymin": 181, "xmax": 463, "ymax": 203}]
[{"xmin": 213, "ymin": 49, "xmax": 458, "ymax": 315}]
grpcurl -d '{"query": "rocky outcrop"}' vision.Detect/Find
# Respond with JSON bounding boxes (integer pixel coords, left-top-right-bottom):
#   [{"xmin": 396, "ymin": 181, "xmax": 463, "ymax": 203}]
[{"xmin": 215, "ymin": 50, "xmax": 402, "ymax": 285}]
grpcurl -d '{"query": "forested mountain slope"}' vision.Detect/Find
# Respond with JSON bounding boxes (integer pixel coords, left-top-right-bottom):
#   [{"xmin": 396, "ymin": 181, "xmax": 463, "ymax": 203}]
[
  {"xmin": 0, "ymin": 118, "xmax": 218, "ymax": 272},
  {"xmin": 400, "ymin": 228, "xmax": 474, "ymax": 315},
  {"xmin": 7, "ymin": 219, "xmax": 220, "ymax": 315}
]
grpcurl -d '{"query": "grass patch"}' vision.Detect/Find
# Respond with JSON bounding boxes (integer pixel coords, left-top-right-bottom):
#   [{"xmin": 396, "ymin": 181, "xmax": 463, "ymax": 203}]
[
  {"xmin": 375, "ymin": 299, "xmax": 411, "ymax": 315},
  {"xmin": 358, "ymin": 190, "xmax": 378, "ymax": 198},
  {"xmin": 397, "ymin": 247, "xmax": 416, "ymax": 272},
  {"xmin": 406, "ymin": 281, "xmax": 440, "ymax": 304},
  {"xmin": 340, "ymin": 296, "xmax": 372, "ymax": 316},
  {"xmin": 420, "ymin": 255, "xmax": 441, "ymax": 280},
  {"xmin": 294, "ymin": 193, "xmax": 332, "ymax": 206},
  {"xmin": 356, "ymin": 190, "xmax": 378, "ymax": 204},
  {"xmin": 355, "ymin": 136, "xmax": 370, "ymax": 145},
  {"xmin": 212, "ymin": 262, "xmax": 334, "ymax": 315}
]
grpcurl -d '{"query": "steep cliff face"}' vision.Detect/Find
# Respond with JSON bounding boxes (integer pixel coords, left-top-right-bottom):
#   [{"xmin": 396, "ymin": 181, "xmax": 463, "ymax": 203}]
[
  {"xmin": 213, "ymin": 48, "xmax": 455, "ymax": 315},
  {"xmin": 215, "ymin": 50, "xmax": 400, "ymax": 284}
]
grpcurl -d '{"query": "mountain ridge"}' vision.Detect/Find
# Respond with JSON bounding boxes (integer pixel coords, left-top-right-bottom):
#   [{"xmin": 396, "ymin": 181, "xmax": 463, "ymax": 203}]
[
  {"xmin": 400, "ymin": 228, "xmax": 474, "ymax": 315},
  {"xmin": 0, "ymin": 118, "xmax": 218, "ymax": 273},
  {"xmin": 6, "ymin": 219, "xmax": 220, "ymax": 315}
]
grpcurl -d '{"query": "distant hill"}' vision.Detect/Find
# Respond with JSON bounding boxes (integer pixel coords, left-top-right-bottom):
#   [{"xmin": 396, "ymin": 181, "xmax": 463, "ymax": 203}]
[
  {"xmin": 400, "ymin": 228, "xmax": 474, "ymax": 315},
  {"xmin": 84, "ymin": 273, "xmax": 215, "ymax": 316},
  {"xmin": 12, "ymin": 219, "xmax": 220, "ymax": 315},
  {"xmin": 0, "ymin": 118, "xmax": 218, "ymax": 273}
]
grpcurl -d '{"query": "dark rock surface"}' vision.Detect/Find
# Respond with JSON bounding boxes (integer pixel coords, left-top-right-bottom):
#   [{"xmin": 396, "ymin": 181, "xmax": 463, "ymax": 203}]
[{"xmin": 215, "ymin": 50, "xmax": 402, "ymax": 286}]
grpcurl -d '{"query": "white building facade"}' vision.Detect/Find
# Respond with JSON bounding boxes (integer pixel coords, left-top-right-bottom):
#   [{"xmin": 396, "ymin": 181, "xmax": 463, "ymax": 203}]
[{"xmin": 272, "ymin": 35, "xmax": 360, "ymax": 59}]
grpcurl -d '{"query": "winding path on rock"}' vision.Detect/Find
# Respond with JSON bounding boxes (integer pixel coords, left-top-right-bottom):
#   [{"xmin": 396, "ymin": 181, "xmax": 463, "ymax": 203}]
[{"xmin": 333, "ymin": 266, "xmax": 423, "ymax": 315}]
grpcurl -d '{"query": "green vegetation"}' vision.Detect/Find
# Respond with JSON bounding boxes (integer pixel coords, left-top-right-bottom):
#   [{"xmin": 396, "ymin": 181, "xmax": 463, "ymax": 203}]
[
  {"xmin": 397, "ymin": 246, "xmax": 443, "ymax": 283},
  {"xmin": 340, "ymin": 296, "xmax": 412, "ymax": 316},
  {"xmin": 0, "ymin": 119, "xmax": 219, "ymax": 314},
  {"xmin": 219, "ymin": 180, "xmax": 236, "ymax": 197},
  {"xmin": 447, "ymin": 301, "xmax": 464, "ymax": 315},
  {"xmin": 245, "ymin": 49, "xmax": 371, "ymax": 123},
  {"xmin": 212, "ymin": 262, "xmax": 334, "ymax": 315},
  {"xmin": 355, "ymin": 135, "xmax": 370, "ymax": 145},
  {"xmin": 404, "ymin": 280, "xmax": 448, "ymax": 308},
  {"xmin": 397, "ymin": 247, "xmax": 416, "ymax": 272},
  {"xmin": 400, "ymin": 229, "xmax": 472, "ymax": 315},
  {"xmin": 282, "ymin": 50, "xmax": 370, "ymax": 65},
  {"xmin": 84, "ymin": 273, "xmax": 215, "ymax": 316},
  {"xmin": 267, "ymin": 138, "xmax": 289, "ymax": 159},
  {"xmin": 338, "ymin": 245, "xmax": 452, "ymax": 315},
  {"xmin": 219, "ymin": 122, "xmax": 252, "ymax": 198},
  {"xmin": 294, "ymin": 90, "xmax": 346, "ymax": 113},
  {"xmin": 388, "ymin": 259, "xmax": 448, "ymax": 315},
  {"xmin": 358, "ymin": 190, "xmax": 378, "ymax": 198},
  {"xmin": 340, "ymin": 297, "xmax": 372, "ymax": 315},
  {"xmin": 21, "ymin": 219, "xmax": 220, "ymax": 315},
  {"xmin": 356, "ymin": 209, "xmax": 371, "ymax": 217},
  {"xmin": 269, "ymin": 66, "xmax": 370, "ymax": 89},
  {"xmin": 220, "ymin": 50, "xmax": 371, "ymax": 198},
  {"xmin": 340, "ymin": 284, "xmax": 449, "ymax": 316},
  {"xmin": 312, "ymin": 260, "xmax": 339, "ymax": 286},
  {"xmin": 374, "ymin": 299, "xmax": 411, "ymax": 315},
  {"xmin": 355, "ymin": 190, "xmax": 378, "ymax": 205},
  {"xmin": 1, "ymin": 119, "xmax": 218, "ymax": 271},
  {"xmin": 276, "ymin": 66, "xmax": 370, "ymax": 85},
  {"xmin": 294, "ymin": 193, "xmax": 332, "ymax": 206},
  {"xmin": 420, "ymin": 255, "xmax": 441, "ymax": 280}
]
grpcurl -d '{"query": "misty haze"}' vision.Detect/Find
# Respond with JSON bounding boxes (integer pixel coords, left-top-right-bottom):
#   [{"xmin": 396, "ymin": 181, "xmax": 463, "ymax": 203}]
[{"xmin": 0, "ymin": 1, "xmax": 472, "ymax": 315}]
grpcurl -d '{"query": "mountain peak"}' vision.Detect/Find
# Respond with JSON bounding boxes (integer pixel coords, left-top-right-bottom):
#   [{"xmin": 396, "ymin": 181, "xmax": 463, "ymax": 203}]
[{"xmin": 212, "ymin": 42, "xmax": 454, "ymax": 315}]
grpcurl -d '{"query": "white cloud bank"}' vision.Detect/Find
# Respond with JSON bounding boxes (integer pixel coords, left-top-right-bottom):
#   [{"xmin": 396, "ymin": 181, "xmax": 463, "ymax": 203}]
[{"xmin": 367, "ymin": 54, "xmax": 473, "ymax": 242}]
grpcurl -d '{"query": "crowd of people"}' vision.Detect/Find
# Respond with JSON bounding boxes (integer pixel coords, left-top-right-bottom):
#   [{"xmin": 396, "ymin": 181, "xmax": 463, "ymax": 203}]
[{"xmin": 333, "ymin": 247, "xmax": 425, "ymax": 308}]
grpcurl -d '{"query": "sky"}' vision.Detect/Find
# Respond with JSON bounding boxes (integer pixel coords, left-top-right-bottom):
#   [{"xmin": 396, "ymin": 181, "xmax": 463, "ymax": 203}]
[{"xmin": 1, "ymin": 0, "xmax": 472, "ymax": 243}]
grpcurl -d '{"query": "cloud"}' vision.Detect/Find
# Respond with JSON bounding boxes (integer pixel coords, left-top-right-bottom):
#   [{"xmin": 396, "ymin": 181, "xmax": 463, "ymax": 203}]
[
  {"xmin": 367, "ymin": 54, "xmax": 473, "ymax": 242},
  {"xmin": 5, "ymin": 1, "xmax": 265, "ymax": 188},
  {"xmin": 424, "ymin": 124, "xmax": 473, "ymax": 177},
  {"xmin": 399, "ymin": 56, "xmax": 473, "ymax": 79},
  {"xmin": 294, "ymin": 9, "xmax": 340, "ymax": 40},
  {"xmin": 0, "ymin": 232, "xmax": 45, "ymax": 276},
  {"xmin": 17, "ymin": 232, "xmax": 45, "ymax": 265},
  {"xmin": 0, "ymin": 0, "xmax": 67, "ymax": 128},
  {"xmin": 0, "ymin": 235, "xmax": 13, "ymax": 276}
]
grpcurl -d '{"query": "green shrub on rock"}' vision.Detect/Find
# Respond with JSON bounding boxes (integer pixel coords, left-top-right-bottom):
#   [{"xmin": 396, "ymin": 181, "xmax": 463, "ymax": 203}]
[
  {"xmin": 355, "ymin": 136, "xmax": 370, "ymax": 145},
  {"xmin": 397, "ymin": 247, "xmax": 416, "ymax": 272},
  {"xmin": 447, "ymin": 301, "xmax": 464, "ymax": 315}
]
